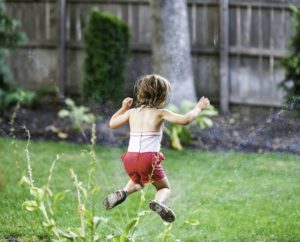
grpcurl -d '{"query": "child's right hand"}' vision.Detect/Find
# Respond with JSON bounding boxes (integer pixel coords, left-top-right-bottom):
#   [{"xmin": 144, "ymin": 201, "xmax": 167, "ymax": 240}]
[
  {"xmin": 122, "ymin": 97, "xmax": 133, "ymax": 110},
  {"xmin": 197, "ymin": 96, "xmax": 210, "ymax": 110}
]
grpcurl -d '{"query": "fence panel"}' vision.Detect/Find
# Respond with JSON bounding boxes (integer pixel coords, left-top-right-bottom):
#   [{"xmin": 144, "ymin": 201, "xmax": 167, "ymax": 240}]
[
  {"xmin": 5, "ymin": 0, "xmax": 299, "ymax": 107},
  {"xmin": 227, "ymin": 1, "xmax": 295, "ymax": 106}
]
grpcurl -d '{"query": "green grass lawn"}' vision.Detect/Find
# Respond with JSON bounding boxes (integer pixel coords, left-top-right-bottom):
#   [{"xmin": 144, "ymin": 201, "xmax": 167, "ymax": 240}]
[{"xmin": 0, "ymin": 137, "xmax": 299, "ymax": 241}]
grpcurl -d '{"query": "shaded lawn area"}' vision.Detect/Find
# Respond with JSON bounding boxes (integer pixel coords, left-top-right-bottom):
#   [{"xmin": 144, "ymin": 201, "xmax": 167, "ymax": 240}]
[{"xmin": 0, "ymin": 137, "xmax": 299, "ymax": 241}]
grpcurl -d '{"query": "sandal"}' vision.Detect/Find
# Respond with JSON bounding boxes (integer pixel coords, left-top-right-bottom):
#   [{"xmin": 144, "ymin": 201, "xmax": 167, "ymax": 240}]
[
  {"xmin": 149, "ymin": 200, "xmax": 176, "ymax": 223},
  {"xmin": 103, "ymin": 190, "xmax": 128, "ymax": 210}
]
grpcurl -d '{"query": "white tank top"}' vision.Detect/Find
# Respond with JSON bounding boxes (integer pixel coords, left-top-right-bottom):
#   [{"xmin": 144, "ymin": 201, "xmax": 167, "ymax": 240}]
[{"xmin": 128, "ymin": 131, "xmax": 162, "ymax": 152}]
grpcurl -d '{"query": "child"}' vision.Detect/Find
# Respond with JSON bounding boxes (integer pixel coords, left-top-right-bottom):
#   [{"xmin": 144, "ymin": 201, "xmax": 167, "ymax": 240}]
[{"xmin": 103, "ymin": 74, "xmax": 210, "ymax": 223}]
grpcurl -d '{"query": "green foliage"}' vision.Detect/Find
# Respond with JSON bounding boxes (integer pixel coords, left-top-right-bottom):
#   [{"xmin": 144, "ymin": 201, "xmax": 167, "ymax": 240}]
[
  {"xmin": 0, "ymin": 87, "xmax": 36, "ymax": 115},
  {"xmin": 0, "ymin": 1, "xmax": 26, "ymax": 86},
  {"xmin": 82, "ymin": 8, "xmax": 130, "ymax": 103},
  {"xmin": 21, "ymin": 126, "xmax": 106, "ymax": 241},
  {"xmin": 35, "ymin": 83, "xmax": 61, "ymax": 105},
  {"xmin": 19, "ymin": 128, "xmax": 175, "ymax": 242},
  {"xmin": 164, "ymin": 100, "xmax": 218, "ymax": 150},
  {"xmin": 0, "ymin": 1, "xmax": 31, "ymax": 115},
  {"xmin": 58, "ymin": 98, "xmax": 98, "ymax": 131},
  {"xmin": 280, "ymin": 5, "xmax": 300, "ymax": 111}
]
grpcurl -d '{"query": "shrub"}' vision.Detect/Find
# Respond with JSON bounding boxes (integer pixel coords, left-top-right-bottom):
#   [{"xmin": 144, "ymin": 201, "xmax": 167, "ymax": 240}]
[
  {"xmin": 0, "ymin": 88, "xmax": 36, "ymax": 115},
  {"xmin": 82, "ymin": 8, "xmax": 130, "ymax": 103},
  {"xmin": 0, "ymin": 1, "xmax": 33, "ymax": 115},
  {"xmin": 280, "ymin": 5, "xmax": 300, "ymax": 112},
  {"xmin": 0, "ymin": 1, "xmax": 26, "ymax": 86},
  {"xmin": 58, "ymin": 98, "xmax": 98, "ymax": 131},
  {"xmin": 164, "ymin": 100, "xmax": 218, "ymax": 151}
]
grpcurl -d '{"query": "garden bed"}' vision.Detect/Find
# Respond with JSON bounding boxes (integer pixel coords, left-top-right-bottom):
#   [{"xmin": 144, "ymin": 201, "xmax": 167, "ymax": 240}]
[{"xmin": 1, "ymin": 104, "xmax": 300, "ymax": 155}]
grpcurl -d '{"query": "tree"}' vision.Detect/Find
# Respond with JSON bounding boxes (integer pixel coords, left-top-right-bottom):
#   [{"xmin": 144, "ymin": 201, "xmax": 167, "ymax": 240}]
[
  {"xmin": 0, "ymin": 1, "xmax": 26, "ymax": 89},
  {"xmin": 82, "ymin": 9, "xmax": 130, "ymax": 103},
  {"xmin": 149, "ymin": 0, "xmax": 196, "ymax": 104},
  {"xmin": 0, "ymin": 1, "xmax": 32, "ymax": 115}
]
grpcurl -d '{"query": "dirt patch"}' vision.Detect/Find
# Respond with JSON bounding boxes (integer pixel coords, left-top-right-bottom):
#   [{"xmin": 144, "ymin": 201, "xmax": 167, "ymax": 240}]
[
  {"xmin": 1, "ymin": 104, "xmax": 300, "ymax": 155},
  {"xmin": 191, "ymin": 108, "xmax": 300, "ymax": 154}
]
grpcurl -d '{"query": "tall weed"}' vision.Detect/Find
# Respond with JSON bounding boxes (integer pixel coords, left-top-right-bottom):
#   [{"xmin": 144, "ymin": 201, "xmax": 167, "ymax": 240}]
[{"xmin": 19, "ymin": 125, "xmax": 197, "ymax": 241}]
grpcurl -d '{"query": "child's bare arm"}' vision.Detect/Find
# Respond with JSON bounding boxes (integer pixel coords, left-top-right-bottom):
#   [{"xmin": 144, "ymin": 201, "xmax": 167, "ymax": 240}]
[
  {"xmin": 161, "ymin": 96, "xmax": 210, "ymax": 125},
  {"xmin": 109, "ymin": 97, "xmax": 133, "ymax": 129}
]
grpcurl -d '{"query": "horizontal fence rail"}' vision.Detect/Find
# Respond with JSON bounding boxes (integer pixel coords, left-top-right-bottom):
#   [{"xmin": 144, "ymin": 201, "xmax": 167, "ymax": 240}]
[{"xmin": 5, "ymin": 0, "xmax": 297, "ymax": 107}]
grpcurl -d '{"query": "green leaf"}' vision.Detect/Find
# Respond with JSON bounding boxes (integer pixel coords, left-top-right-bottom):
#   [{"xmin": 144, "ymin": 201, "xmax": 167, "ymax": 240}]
[
  {"xmin": 94, "ymin": 216, "xmax": 109, "ymax": 229},
  {"xmin": 170, "ymin": 127, "xmax": 183, "ymax": 151},
  {"xmin": 93, "ymin": 234, "xmax": 100, "ymax": 241},
  {"xmin": 163, "ymin": 127, "xmax": 171, "ymax": 136},
  {"xmin": 79, "ymin": 186, "xmax": 88, "ymax": 200},
  {"xmin": 42, "ymin": 218, "xmax": 56, "ymax": 229},
  {"xmin": 22, "ymin": 200, "xmax": 38, "ymax": 211},
  {"xmin": 199, "ymin": 121, "xmax": 206, "ymax": 130},
  {"xmin": 138, "ymin": 210, "xmax": 150, "ymax": 217},
  {"xmin": 157, "ymin": 224, "xmax": 173, "ymax": 240},
  {"xmin": 120, "ymin": 235, "xmax": 130, "ymax": 242},
  {"xmin": 19, "ymin": 176, "xmax": 32, "ymax": 187},
  {"xmin": 185, "ymin": 219, "xmax": 200, "ymax": 226},
  {"xmin": 201, "ymin": 109, "xmax": 218, "ymax": 116},
  {"xmin": 161, "ymin": 234, "xmax": 173, "ymax": 242},
  {"xmin": 91, "ymin": 187, "xmax": 100, "ymax": 195},
  {"xmin": 58, "ymin": 110, "xmax": 69, "ymax": 118},
  {"xmin": 64, "ymin": 227, "xmax": 82, "ymax": 238},
  {"xmin": 124, "ymin": 218, "xmax": 139, "ymax": 236},
  {"xmin": 83, "ymin": 113, "xmax": 95, "ymax": 123},
  {"xmin": 140, "ymin": 190, "xmax": 145, "ymax": 203},
  {"xmin": 289, "ymin": 4, "xmax": 299, "ymax": 14},
  {"xmin": 201, "ymin": 117, "xmax": 214, "ymax": 127},
  {"xmin": 181, "ymin": 100, "xmax": 195, "ymax": 112},
  {"xmin": 39, "ymin": 201, "xmax": 49, "ymax": 220},
  {"xmin": 65, "ymin": 98, "xmax": 75, "ymax": 107},
  {"xmin": 53, "ymin": 191, "xmax": 66, "ymax": 206},
  {"xmin": 178, "ymin": 127, "xmax": 191, "ymax": 144},
  {"xmin": 30, "ymin": 187, "xmax": 45, "ymax": 202},
  {"xmin": 58, "ymin": 230, "xmax": 73, "ymax": 239},
  {"xmin": 106, "ymin": 234, "xmax": 115, "ymax": 240}
]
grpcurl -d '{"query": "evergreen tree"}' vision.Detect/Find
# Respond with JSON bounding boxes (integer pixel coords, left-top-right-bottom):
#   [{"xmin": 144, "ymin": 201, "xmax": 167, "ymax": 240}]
[
  {"xmin": 280, "ymin": 6, "xmax": 300, "ymax": 110},
  {"xmin": 82, "ymin": 9, "xmax": 130, "ymax": 103},
  {"xmin": 0, "ymin": 1, "xmax": 30, "ymax": 114},
  {"xmin": 0, "ymin": 1, "xmax": 26, "ymax": 89}
]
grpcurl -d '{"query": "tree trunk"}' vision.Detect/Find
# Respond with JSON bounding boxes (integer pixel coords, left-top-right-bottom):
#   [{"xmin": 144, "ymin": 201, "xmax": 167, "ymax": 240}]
[{"xmin": 149, "ymin": 0, "xmax": 196, "ymax": 105}]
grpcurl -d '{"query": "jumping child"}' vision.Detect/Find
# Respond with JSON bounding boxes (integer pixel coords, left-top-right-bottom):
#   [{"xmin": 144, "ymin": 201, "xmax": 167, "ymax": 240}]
[{"xmin": 103, "ymin": 74, "xmax": 210, "ymax": 223}]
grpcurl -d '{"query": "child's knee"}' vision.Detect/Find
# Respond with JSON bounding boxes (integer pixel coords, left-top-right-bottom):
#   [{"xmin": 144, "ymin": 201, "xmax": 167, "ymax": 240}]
[{"xmin": 155, "ymin": 184, "xmax": 171, "ymax": 191}]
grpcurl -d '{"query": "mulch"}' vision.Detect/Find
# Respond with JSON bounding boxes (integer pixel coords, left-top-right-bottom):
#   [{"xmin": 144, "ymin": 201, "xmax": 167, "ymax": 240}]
[{"xmin": 1, "ymin": 104, "xmax": 300, "ymax": 155}]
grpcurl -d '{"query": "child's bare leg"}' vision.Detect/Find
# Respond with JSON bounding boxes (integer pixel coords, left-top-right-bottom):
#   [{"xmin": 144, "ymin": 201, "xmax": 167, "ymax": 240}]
[
  {"xmin": 103, "ymin": 180, "xmax": 142, "ymax": 210},
  {"xmin": 124, "ymin": 179, "xmax": 143, "ymax": 195},
  {"xmin": 152, "ymin": 177, "xmax": 171, "ymax": 203},
  {"xmin": 150, "ymin": 177, "xmax": 175, "ymax": 222}
]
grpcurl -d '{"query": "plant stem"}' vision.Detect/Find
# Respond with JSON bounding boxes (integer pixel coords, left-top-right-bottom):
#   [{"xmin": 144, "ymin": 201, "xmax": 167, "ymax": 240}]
[
  {"xmin": 70, "ymin": 169, "xmax": 85, "ymax": 237},
  {"xmin": 23, "ymin": 126, "xmax": 34, "ymax": 186}
]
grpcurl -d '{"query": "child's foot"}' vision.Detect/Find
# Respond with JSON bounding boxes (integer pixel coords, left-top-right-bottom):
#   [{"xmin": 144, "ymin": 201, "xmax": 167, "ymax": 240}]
[
  {"xmin": 149, "ymin": 200, "xmax": 176, "ymax": 223},
  {"xmin": 103, "ymin": 190, "xmax": 128, "ymax": 210}
]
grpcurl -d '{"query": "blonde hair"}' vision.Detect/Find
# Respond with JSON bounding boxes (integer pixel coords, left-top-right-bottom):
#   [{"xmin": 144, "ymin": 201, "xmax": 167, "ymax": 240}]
[{"xmin": 134, "ymin": 74, "xmax": 171, "ymax": 108}]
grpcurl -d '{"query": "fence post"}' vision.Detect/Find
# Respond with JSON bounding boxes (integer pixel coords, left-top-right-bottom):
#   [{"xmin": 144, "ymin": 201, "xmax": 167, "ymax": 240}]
[
  {"xmin": 219, "ymin": 0, "xmax": 229, "ymax": 113},
  {"xmin": 57, "ymin": 0, "xmax": 66, "ymax": 97}
]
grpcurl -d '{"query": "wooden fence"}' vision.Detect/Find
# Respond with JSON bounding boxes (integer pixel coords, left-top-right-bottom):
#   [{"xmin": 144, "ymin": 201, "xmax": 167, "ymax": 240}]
[{"xmin": 5, "ymin": 0, "xmax": 300, "ymax": 107}]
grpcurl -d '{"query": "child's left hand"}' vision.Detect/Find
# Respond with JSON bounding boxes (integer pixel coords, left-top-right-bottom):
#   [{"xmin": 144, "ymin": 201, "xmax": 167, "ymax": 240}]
[
  {"xmin": 122, "ymin": 97, "xmax": 133, "ymax": 110},
  {"xmin": 197, "ymin": 96, "xmax": 210, "ymax": 110}
]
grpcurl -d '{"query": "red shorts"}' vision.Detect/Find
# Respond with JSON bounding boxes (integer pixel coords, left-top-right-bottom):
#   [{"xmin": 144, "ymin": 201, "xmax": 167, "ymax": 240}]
[{"xmin": 120, "ymin": 152, "xmax": 166, "ymax": 186}]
